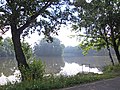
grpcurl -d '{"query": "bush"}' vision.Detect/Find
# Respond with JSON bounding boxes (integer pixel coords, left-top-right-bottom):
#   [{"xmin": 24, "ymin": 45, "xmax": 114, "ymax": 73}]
[
  {"xmin": 30, "ymin": 59, "xmax": 45, "ymax": 80},
  {"xmin": 21, "ymin": 41, "xmax": 45, "ymax": 81},
  {"xmin": 103, "ymin": 64, "xmax": 120, "ymax": 73},
  {"xmin": 20, "ymin": 59, "xmax": 45, "ymax": 81}
]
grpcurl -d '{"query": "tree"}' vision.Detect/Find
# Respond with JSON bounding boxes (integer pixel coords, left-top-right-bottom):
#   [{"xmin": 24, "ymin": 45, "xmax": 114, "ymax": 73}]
[
  {"xmin": 0, "ymin": 37, "xmax": 14, "ymax": 57},
  {"xmin": 34, "ymin": 38, "xmax": 64, "ymax": 56},
  {"xmin": 72, "ymin": 0, "xmax": 120, "ymax": 65},
  {"xmin": 0, "ymin": 0, "xmax": 73, "ymax": 79}
]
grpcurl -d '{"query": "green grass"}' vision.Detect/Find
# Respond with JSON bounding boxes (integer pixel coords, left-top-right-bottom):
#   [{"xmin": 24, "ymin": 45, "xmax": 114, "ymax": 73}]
[{"xmin": 0, "ymin": 64, "xmax": 120, "ymax": 90}]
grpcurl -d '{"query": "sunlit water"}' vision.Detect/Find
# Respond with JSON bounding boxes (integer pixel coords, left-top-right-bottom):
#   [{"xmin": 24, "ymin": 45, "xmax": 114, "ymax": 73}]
[
  {"xmin": 0, "ymin": 70, "xmax": 21, "ymax": 85},
  {"xmin": 59, "ymin": 62, "xmax": 103, "ymax": 76}
]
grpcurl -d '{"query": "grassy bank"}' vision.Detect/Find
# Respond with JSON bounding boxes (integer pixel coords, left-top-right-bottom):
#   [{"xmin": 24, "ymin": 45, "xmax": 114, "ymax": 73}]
[{"xmin": 0, "ymin": 64, "xmax": 120, "ymax": 90}]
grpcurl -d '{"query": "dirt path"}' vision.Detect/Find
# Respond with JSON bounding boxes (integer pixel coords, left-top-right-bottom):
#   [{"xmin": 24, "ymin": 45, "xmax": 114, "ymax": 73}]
[{"xmin": 58, "ymin": 77, "xmax": 120, "ymax": 90}]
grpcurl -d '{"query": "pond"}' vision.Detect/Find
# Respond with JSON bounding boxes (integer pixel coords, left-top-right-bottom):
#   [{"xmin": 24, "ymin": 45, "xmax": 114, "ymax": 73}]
[
  {"xmin": 0, "ymin": 55, "xmax": 118, "ymax": 76},
  {"xmin": 0, "ymin": 55, "xmax": 118, "ymax": 85}
]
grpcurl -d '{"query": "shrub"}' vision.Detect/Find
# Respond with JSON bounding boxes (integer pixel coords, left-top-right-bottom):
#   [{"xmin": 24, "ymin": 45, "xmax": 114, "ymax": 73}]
[
  {"xmin": 21, "ymin": 41, "xmax": 45, "ymax": 81},
  {"xmin": 20, "ymin": 59, "xmax": 45, "ymax": 81},
  {"xmin": 103, "ymin": 64, "xmax": 120, "ymax": 73},
  {"xmin": 30, "ymin": 59, "xmax": 45, "ymax": 80}
]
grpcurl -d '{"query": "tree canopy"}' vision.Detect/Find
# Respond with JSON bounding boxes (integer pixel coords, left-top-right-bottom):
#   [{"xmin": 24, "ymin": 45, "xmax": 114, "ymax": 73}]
[
  {"xmin": 0, "ymin": 0, "xmax": 75, "ymax": 80},
  {"xmin": 72, "ymin": 0, "xmax": 120, "ymax": 64},
  {"xmin": 34, "ymin": 38, "xmax": 64, "ymax": 56},
  {"xmin": 0, "ymin": 0, "xmax": 73, "ymax": 39},
  {"xmin": 0, "ymin": 37, "xmax": 14, "ymax": 57}
]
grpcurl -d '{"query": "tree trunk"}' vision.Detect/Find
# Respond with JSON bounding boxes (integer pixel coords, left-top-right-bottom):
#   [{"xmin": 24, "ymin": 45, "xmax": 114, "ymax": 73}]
[
  {"xmin": 11, "ymin": 30, "xmax": 28, "ymax": 67},
  {"xmin": 108, "ymin": 18, "xmax": 120, "ymax": 64},
  {"xmin": 11, "ymin": 25, "xmax": 29, "ymax": 80},
  {"xmin": 107, "ymin": 46, "xmax": 114, "ymax": 66},
  {"xmin": 113, "ymin": 46, "xmax": 120, "ymax": 64},
  {"xmin": 103, "ymin": 32, "xmax": 115, "ymax": 65}
]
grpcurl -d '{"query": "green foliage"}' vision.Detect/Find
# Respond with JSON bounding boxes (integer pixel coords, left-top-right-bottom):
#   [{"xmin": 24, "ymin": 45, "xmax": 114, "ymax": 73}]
[
  {"xmin": 1, "ymin": 69, "xmax": 120, "ymax": 90},
  {"xmin": 103, "ymin": 64, "xmax": 120, "ymax": 74},
  {"xmin": 0, "ymin": 36, "xmax": 2, "ymax": 44},
  {"xmin": 34, "ymin": 38, "xmax": 64, "ymax": 56},
  {"xmin": 30, "ymin": 59, "xmax": 45, "ymax": 80},
  {"xmin": 21, "ymin": 40, "xmax": 33, "ymax": 61},
  {"xmin": 0, "ymin": 0, "xmax": 74, "ymax": 72},
  {"xmin": 0, "ymin": 37, "xmax": 14, "ymax": 57},
  {"xmin": 80, "ymin": 38, "xmax": 106, "ymax": 55},
  {"xmin": 21, "ymin": 41, "xmax": 45, "ymax": 81},
  {"xmin": 0, "ymin": 37, "xmax": 33, "ymax": 58},
  {"xmin": 1, "ymin": 64, "xmax": 120, "ymax": 90},
  {"xmin": 0, "ymin": 0, "xmax": 73, "ymax": 39},
  {"xmin": 20, "ymin": 59, "xmax": 45, "ymax": 81},
  {"xmin": 72, "ymin": 0, "xmax": 120, "ymax": 57}
]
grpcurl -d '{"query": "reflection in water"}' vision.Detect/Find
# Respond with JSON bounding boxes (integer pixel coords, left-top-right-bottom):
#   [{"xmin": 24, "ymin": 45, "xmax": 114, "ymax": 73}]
[
  {"xmin": 64, "ymin": 56, "xmax": 118, "ymax": 68},
  {"xmin": 58, "ymin": 62, "xmax": 103, "ymax": 76},
  {"xmin": 38, "ymin": 56, "xmax": 65, "ymax": 74},
  {"xmin": 0, "ymin": 56, "xmax": 117, "ymax": 75},
  {"xmin": 0, "ymin": 57, "xmax": 65, "ymax": 75},
  {"xmin": 0, "ymin": 57, "xmax": 17, "ymax": 76},
  {"xmin": 0, "ymin": 56, "xmax": 65, "ymax": 85},
  {"xmin": 0, "ymin": 70, "xmax": 21, "ymax": 85},
  {"xmin": 0, "ymin": 62, "xmax": 103, "ymax": 85},
  {"xmin": 0, "ymin": 56, "xmax": 116, "ymax": 85}
]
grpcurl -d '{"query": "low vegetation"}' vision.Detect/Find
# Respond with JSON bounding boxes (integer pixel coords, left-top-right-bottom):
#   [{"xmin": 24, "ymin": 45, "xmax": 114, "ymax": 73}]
[
  {"xmin": 0, "ymin": 63, "xmax": 120, "ymax": 90},
  {"xmin": 19, "ymin": 59, "xmax": 45, "ymax": 81}
]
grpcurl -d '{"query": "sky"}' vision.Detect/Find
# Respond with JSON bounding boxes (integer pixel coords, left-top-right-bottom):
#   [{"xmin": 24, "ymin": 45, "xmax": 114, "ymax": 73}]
[
  {"xmin": 25, "ymin": 25, "xmax": 80, "ymax": 47},
  {"xmin": 55, "ymin": 26, "xmax": 80, "ymax": 47}
]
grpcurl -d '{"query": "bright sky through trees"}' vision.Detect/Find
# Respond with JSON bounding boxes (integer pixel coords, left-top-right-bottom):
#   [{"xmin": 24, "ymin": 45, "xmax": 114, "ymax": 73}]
[
  {"xmin": 26, "ymin": 25, "xmax": 80, "ymax": 47},
  {"xmin": 1, "ymin": 25, "xmax": 80, "ymax": 47}
]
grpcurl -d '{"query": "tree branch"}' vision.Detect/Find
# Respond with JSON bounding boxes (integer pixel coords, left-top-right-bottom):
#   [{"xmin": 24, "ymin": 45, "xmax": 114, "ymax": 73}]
[{"xmin": 18, "ymin": 1, "xmax": 53, "ymax": 34}]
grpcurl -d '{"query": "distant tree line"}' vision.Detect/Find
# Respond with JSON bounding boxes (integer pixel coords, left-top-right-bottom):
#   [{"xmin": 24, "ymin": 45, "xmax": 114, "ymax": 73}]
[
  {"xmin": 0, "ymin": 37, "xmax": 14, "ymax": 57},
  {"xmin": 34, "ymin": 38, "xmax": 64, "ymax": 57},
  {"xmin": 0, "ymin": 37, "xmax": 32, "ymax": 58},
  {"xmin": 0, "ymin": 37, "xmax": 64, "ymax": 57},
  {"xmin": 64, "ymin": 46, "xmax": 115, "ymax": 57},
  {"xmin": 0, "ymin": 37, "xmax": 116, "ymax": 58}
]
